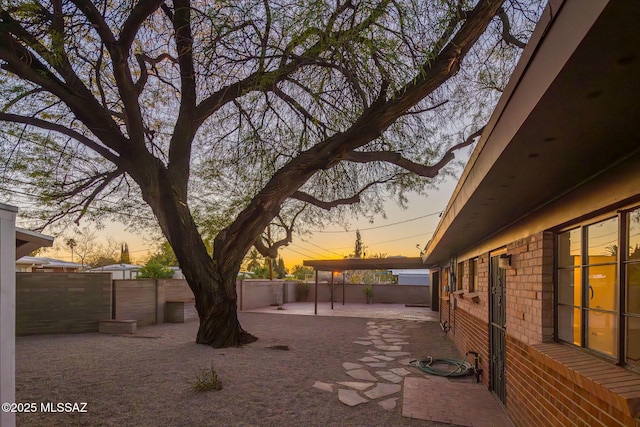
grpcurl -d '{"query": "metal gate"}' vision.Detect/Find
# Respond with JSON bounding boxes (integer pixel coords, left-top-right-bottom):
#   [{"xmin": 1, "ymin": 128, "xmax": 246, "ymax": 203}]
[{"xmin": 490, "ymin": 254, "xmax": 507, "ymax": 404}]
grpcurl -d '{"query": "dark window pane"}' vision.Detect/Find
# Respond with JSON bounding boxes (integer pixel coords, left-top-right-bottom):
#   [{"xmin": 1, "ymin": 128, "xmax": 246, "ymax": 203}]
[
  {"xmin": 587, "ymin": 310, "xmax": 617, "ymax": 357},
  {"xmin": 626, "ymin": 316, "xmax": 640, "ymax": 369},
  {"xmin": 558, "ymin": 305, "xmax": 580, "ymax": 345},
  {"xmin": 558, "ymin": 229, "xmax": 581, "ymax": 267},
  {"xmin": 587, "ymin": 217, "xmax": 618, "ymax": 261},
  {"xmin": 586, "ymin": 265, "xmax": 617, "ymax": 311},
  {"xmin": 629, "ymin": 209, "xmax": 640, "ymax": 259},
  {"xmin": 627, "ymin": 263, "xmax": 640, "ymax": 314},
  {"xmin": 558, "ymin": 268, "xmax": 581, "ymax": 306}
]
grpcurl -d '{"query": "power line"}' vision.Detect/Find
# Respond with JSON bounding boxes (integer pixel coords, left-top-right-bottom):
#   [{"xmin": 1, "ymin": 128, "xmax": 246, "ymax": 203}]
[{"xmin": 308, "ymin": 210, "xmax": 442, "ymax": 233}]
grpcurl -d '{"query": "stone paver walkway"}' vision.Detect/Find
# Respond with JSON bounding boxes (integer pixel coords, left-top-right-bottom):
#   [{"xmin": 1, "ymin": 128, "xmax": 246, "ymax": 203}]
[{"xmin": 249, "ymin": 303, "xmax": 511, "ymax": 426}]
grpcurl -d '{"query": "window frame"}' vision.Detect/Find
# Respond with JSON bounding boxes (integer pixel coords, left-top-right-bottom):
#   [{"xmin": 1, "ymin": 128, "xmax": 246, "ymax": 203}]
[{"xmin": 555, "ymin": 205, "xmax": 640, "ymax": 370}]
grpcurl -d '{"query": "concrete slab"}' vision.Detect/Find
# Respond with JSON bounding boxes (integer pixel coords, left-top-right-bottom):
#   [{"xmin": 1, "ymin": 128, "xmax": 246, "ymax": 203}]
[{"xmin": 402, "ymin": 377, "xmax": 512, "ymax": 427}]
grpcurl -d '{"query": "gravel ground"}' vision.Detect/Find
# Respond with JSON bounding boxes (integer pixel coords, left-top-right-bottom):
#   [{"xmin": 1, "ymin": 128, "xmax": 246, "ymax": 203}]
[{"xmin": 16, "ymin": 312, "xmax": 461, "ymax": 427}]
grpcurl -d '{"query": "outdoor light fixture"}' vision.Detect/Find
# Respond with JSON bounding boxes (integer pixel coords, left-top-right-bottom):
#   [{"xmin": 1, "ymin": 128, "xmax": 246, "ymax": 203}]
[{"xmin": 498, "ymin": 254, "xmax": 512, "ymax": 269}]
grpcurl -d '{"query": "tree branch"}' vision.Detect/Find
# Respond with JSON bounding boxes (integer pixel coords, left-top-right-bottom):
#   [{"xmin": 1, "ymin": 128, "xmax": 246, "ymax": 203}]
[
  {"xmin": 497, "ymin": 7, "xmax": 527, "ymax": 49},
  {"xmin": 342, "ymin": 126, "xmax": 485, "ymax": 177},
  {"xmin": 290, "ymin": 178, "xmax": 395, "ymax": 210},
  {"xmin": 0, "ymin": 112, "xmax": 120, "ymax": 163},
  {"xmin": 119, "ymin": 0, "xmax": 165, "ymax": 51}
]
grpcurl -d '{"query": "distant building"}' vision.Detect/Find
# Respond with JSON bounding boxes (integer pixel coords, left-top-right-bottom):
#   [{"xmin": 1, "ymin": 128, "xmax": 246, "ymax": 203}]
[
  {"xmin": 88, "ymin": 263, "xmax": 141, "ymax": 279},
  {"xmin": 16, "ymin": 256, "xmax": 84, "ymax": 272},
  {"xmin": 388, "ymin": 269, "xmax": 430, "ymax": 286}
]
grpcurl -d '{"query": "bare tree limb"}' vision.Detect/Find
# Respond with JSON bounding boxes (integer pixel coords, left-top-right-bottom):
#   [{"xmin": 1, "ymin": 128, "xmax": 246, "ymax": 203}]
[
  {"xmin": 342, "ymin": 126, "xmax": 485, "ymax": 177},
  {"xmin": 497, "ymin": 7, "xmax": 527, "ymax": 49},
  {"xmin": 0, "ymin": 112, "xmax": 120, "ymax": 163},
  {"xmin": 290, "ymin": 178, "xmax": 395, "ymax": 210}
]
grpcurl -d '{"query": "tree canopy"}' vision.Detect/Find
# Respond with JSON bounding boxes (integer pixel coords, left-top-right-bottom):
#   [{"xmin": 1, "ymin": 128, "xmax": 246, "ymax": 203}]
[{"xmin": 0, "ymin": 0, "xmax": 543, "ymax": 347}]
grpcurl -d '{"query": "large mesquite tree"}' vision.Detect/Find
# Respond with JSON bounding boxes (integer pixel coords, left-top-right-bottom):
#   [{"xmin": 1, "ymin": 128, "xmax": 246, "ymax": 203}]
[{"xmin": 0, "ymin": 0, "xmax": 541, "ymax": 347}]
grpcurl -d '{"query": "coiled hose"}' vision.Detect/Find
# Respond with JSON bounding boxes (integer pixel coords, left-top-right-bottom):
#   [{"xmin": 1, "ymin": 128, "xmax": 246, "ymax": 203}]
[{"xmin": 409, "ymin": 356, "xmax": 473, "ymax": 377}]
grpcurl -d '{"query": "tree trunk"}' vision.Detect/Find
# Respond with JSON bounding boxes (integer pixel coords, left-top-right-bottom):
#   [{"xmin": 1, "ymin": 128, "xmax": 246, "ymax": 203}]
[
  {"xmin": 133, "ymin": 163, "xmax": 258, "ymax": 348},
  {"xmin": 193, "ymin": 272, "xmax": 257, "ymax": 347}
]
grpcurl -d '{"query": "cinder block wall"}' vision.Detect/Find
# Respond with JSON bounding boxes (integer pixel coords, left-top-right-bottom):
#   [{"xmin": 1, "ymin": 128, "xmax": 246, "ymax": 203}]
[
  {"xmin": 113, "ymin": 280, "xmax": 156, "ymax": 326},
  {"xmin": 161, "ymin": 279, "xmax": 194, "ymax": 301},
  {"xmin": 16, "ymin": 273, "xmax": 111, "ymax": 335},
  {"xmin": 303, "ymin": 283, "xmax": 430, "ymax": 305}
]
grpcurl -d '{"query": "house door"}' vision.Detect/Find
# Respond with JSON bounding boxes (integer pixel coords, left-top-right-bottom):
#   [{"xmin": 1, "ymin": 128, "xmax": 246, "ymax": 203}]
[
  {"xmin": 489, "ymin": 254, "xmax": 507, "ymax": 404},
  {"xmin": 431, "ymin": 270, "xmax": 440, "ymax": 311}
]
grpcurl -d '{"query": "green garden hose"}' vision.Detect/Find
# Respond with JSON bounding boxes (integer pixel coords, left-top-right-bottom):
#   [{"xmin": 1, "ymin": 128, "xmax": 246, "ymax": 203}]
[{"xmin": 409, "ymin": 356, "xmax": 473, "ymax": 377}]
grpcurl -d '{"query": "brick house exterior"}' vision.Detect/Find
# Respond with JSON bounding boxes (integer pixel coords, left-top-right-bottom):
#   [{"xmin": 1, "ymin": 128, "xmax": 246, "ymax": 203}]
[{"xmin": 423, "ymin": 1, "xmax": 640, "ymax": 426}]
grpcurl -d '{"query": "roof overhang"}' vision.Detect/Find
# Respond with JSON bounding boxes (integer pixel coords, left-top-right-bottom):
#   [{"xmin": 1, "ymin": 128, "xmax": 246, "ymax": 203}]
[
  {"xmin": 304, "ymin": 257, "xmax": 426, "ymax": 271},
  {"xmin": 15, "ymin": 228, "xmax": 54, "ymax": 259},
  {"xmin": 424, "ymin": 0, "xmax": 640, "ymax": 265}
]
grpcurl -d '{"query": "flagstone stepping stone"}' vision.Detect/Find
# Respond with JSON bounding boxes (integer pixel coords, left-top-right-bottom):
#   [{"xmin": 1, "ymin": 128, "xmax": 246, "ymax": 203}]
[
  {"xmin": 343, "ymin": 362, "xmax": 363, "ymax": 370},
  {"xmin": 366, "ymin": 350, "xmax": 380, "ymax": 355},
  {"xmin": 378, "ymin": 325, "xmax": 393, "ymax": 329},
  {"xmin": 312, "ymin": 381, "xmax": 333, "ymax": 392},
  {"xmin": 364, "ymin": 383, "xmax": 402, "ymax": 399},
  {"xmin": 366, "ymin": 362, "xmax": 387, "ymax": 368},
  {"xmin": 346, "ymin": 369, "xmax": 378, "ymax": 381},
  {"xmin": 338, "ymin": 389, "xmax": 368, "ymax": 407},
  {"xmin": 338, "ymin": 381, "xmax": 374, "ymax": 391},
  {"xmin": 367, "ymin": 321, "xmax": 376, "ymax": 325},
  {"xmin": 385, "ymin": 351, "xmax": 410, "ymax": 357},
  {"xmin": 371, "ymin": 340, "xmax": 386, "ymax": 346},
  {"xmin": 375, "ymin": 371, "xmax": 403, "ymax": 383},
  {"xmin": 398, "ymin": 358, "xmax": 414, "ymax": 365},
  {"xmin": 378, "ymin": 397, "xmax": 399, "ymax": 410},
  {"xmin": 392, "ymin": 342, "xmax": 409, "ymax": 345},
  {"xmin": 385, "ymin": 338, "xmax": 408, "ymax": 343},
  {"xmin": 372, "ymin": 355, "xmax": 395, "ymax": 361},
  {"xmin": 358, "ymin": 357, "xmax": 379, "ymax": 362},
  {"xmin": 357, "ymin": 337, "xmax": 374, "ymax": 340},
  {"xmin": 367, "ymin": 330, "xmax": 381, "ymax": 336},
  {"xmin": 375, "ymin": 345, "xmax": 402, "ymax": 351},
  {"xmin": 353, "ymin": 341, "xmax": 373, "ymax": 346},
  {"xmin": 382, "ymin": 334, "xmax": 409, "ymax": 339},
  {"xmin": 390, "ymin": 367, "xmax": 412, "ymax": 376}
]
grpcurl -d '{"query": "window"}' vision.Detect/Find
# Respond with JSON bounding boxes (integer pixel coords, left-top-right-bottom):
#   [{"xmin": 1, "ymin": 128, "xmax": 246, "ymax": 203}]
[
  {"xmin": 470, "ymin": 257, "xmax": 478, "ymax": 293},
  {"xmin": 456, "ymin": 262, "xmax": 465, "ymax": 292},
  {"xmin": 556, "ymin": 207, "xmax": 640, "ymax": 368}
]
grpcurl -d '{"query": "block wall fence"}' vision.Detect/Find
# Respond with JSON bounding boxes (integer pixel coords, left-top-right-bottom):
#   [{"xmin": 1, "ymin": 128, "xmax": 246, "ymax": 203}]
[{"xmin": 15, "ymin": 275, "xmax": 429, "ymax": 336}]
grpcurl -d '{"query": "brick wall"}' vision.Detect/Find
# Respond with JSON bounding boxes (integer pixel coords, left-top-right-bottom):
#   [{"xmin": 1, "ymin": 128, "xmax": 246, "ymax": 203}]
[
  {"xmin": 16, "ymin": 273, "xmax": 111, "ymax": 335},
  {"xmin": 505, "ymin": 231, "xmax": 554, "ymax": 345},
  {"xmin": 508, "ymin": 337, "xmax": 636, "ymax": 426}
]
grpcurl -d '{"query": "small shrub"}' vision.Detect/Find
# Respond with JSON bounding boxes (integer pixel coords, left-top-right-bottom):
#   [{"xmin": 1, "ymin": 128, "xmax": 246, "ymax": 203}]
[
  {"xmin": 364, "ymin": 285, "xmax": 373, "ymax": 303},
  {"xmin": 193, "ymin": 364, "xmax": 222, "ymax": 392},
  {"xmin": 137, "ymin": 261, "xmax": 175, "ymax": 279}
]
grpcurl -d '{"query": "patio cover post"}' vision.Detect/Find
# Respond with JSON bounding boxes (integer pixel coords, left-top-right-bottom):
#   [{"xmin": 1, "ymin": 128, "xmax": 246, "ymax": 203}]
[
  {"xmin": 314, "ymin": 270, "xmax": 318, "ymax": 315},
  {"xmin": 330, "ymin": 272, "xmax": 334, "ymax": 310}
]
